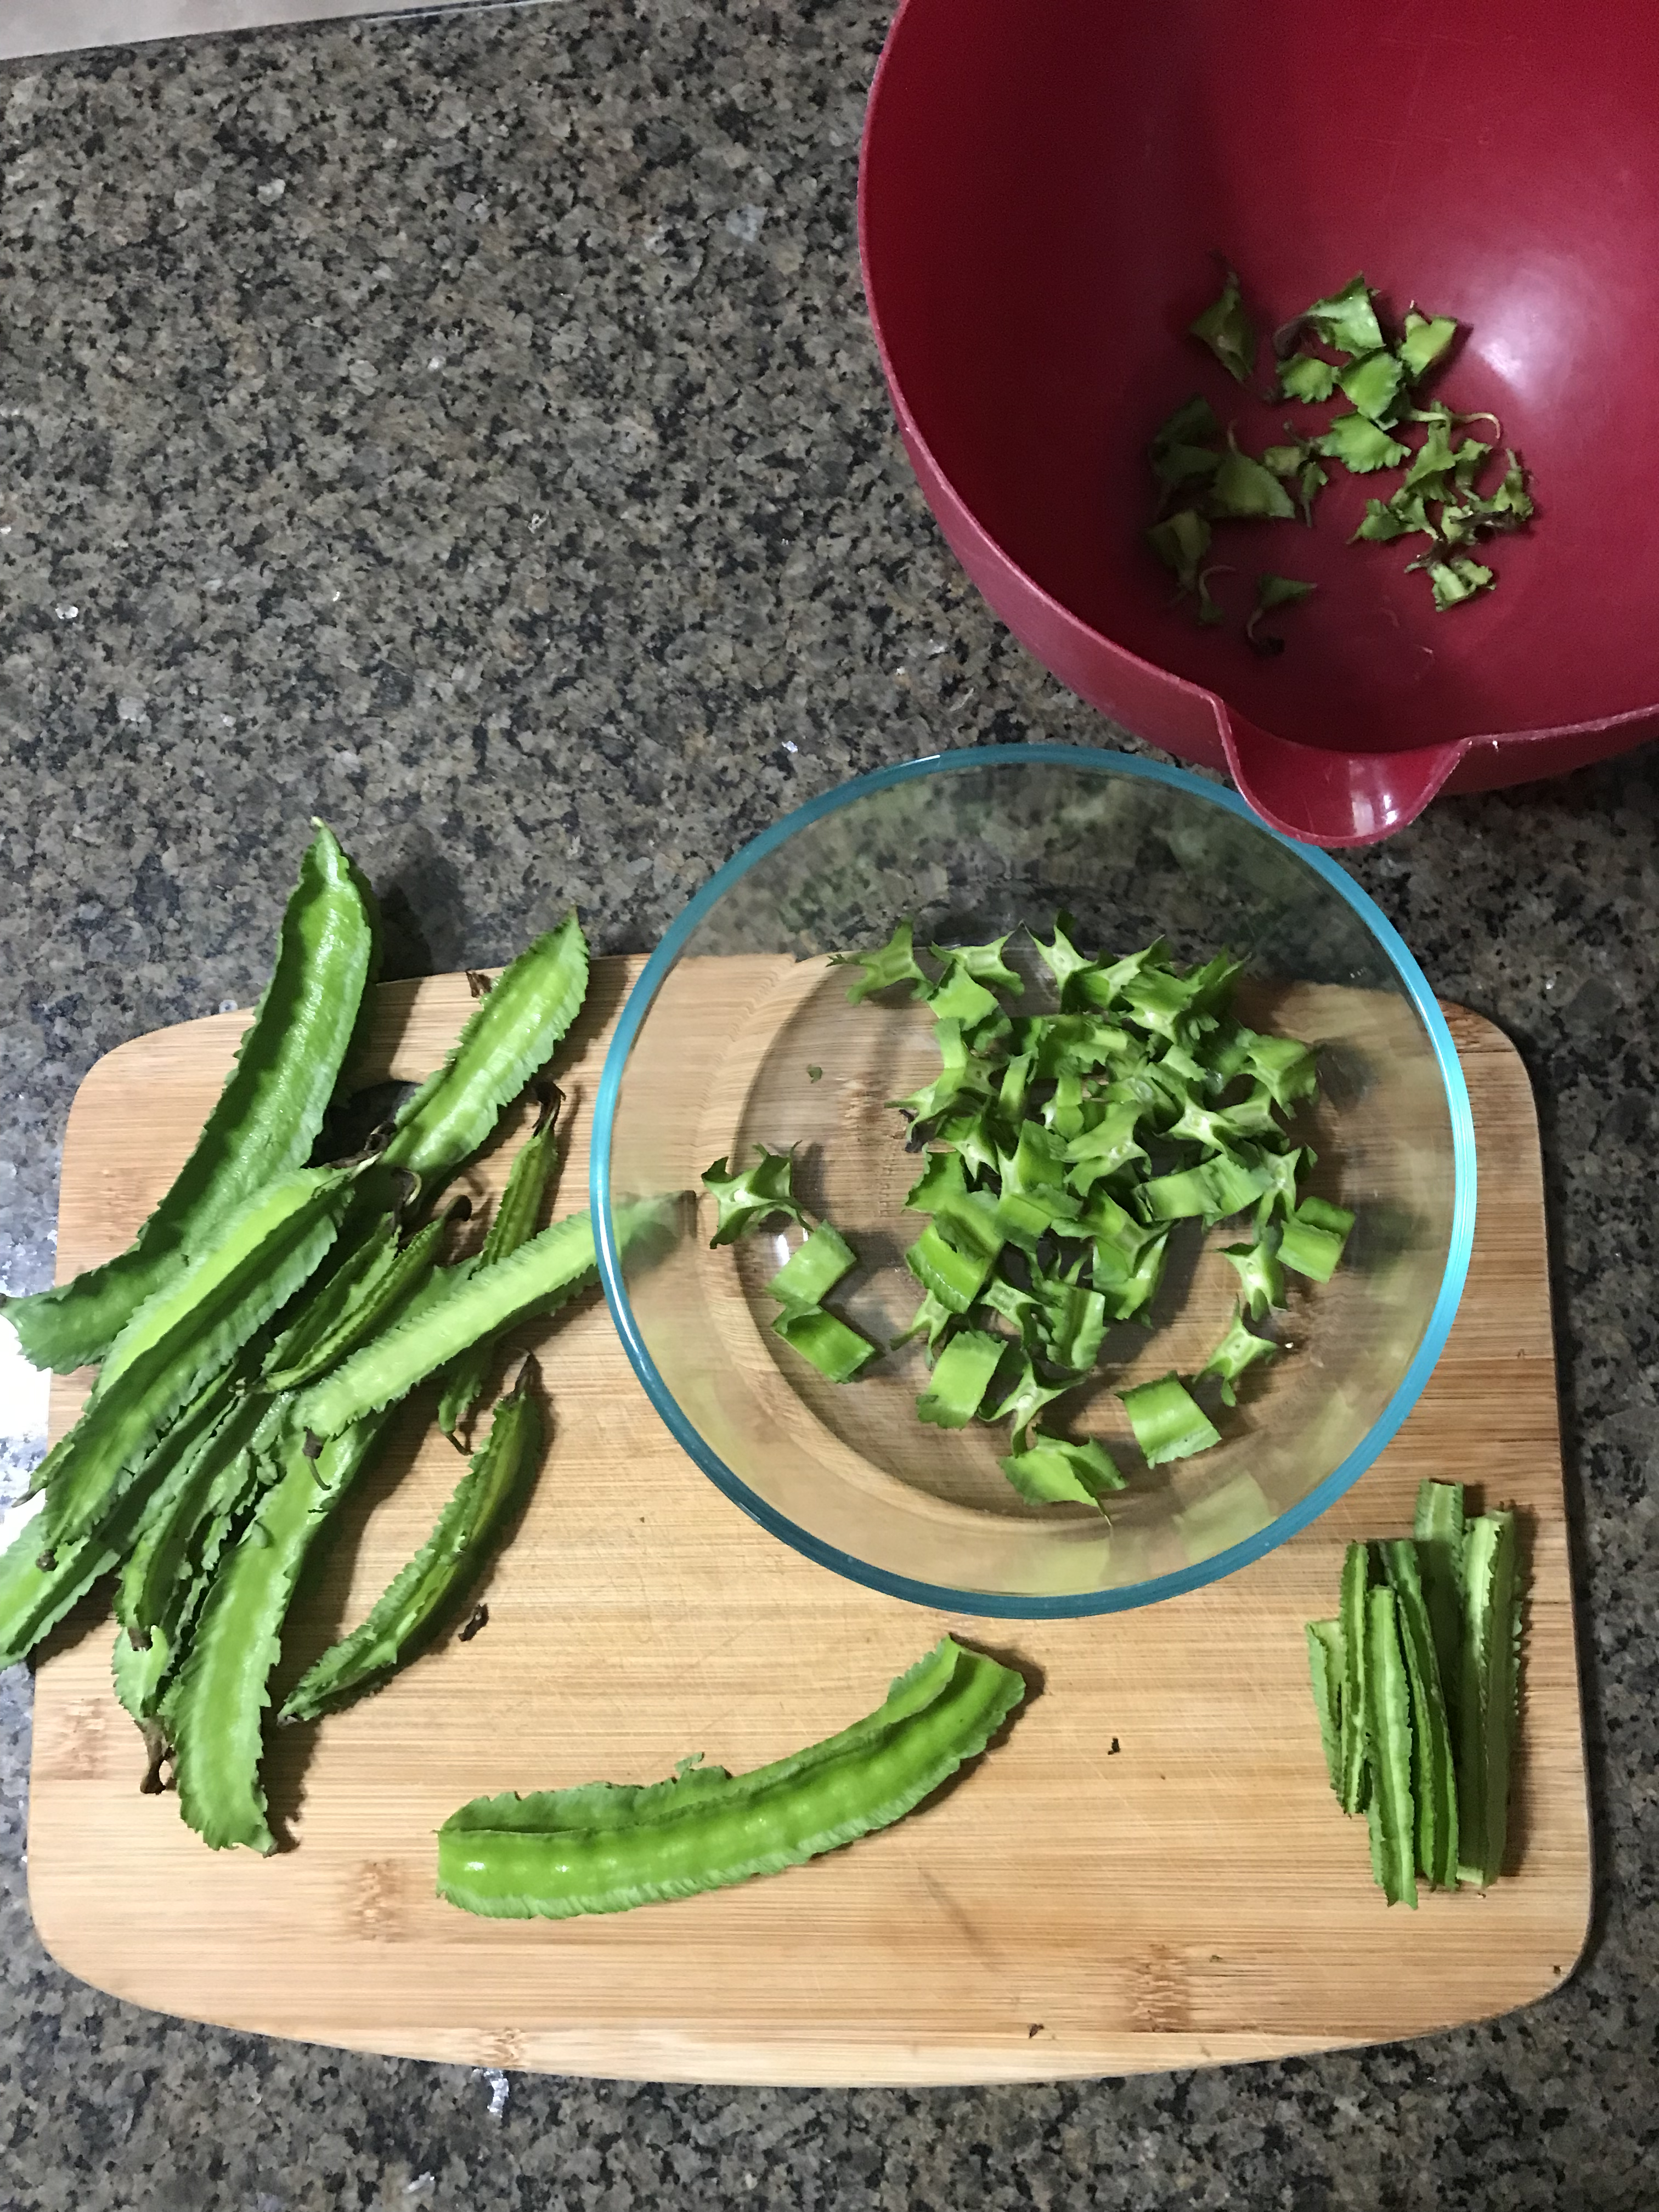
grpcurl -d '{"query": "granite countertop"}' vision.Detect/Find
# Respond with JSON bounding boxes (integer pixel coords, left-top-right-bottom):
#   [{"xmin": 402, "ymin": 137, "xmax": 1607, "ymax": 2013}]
[{"xmin": 1, "ymin": 7, "xmax": 1654, "ymax": 2207}]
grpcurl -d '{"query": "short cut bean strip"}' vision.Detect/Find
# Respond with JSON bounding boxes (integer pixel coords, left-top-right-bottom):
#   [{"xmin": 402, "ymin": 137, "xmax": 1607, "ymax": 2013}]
[
  {"xmin": 1413, "ymin": 1479, "xmax": 1464, "ymax": 1738},
  {"xmin": 1380, "ymin": 1538, "xmax": 1459, "ymax": 1888},
  {"xmin": 1305, "ymin": 1620, "xmax": 1344, "ymax": 1797},
  {"xmin": 280, "ymin": 1359, "xmax": 545, "ymax": 1722},
  {"xmin": 1337, "ymin": 1539, "xmax": 1371, "ymax": 1816},
  {"xmin": 381, "ymin": 912, "xmax": 588, "ymax": 1186},
  {"xmin": 437, "ymin": 1635, "xmax": 1027, "ymax": 1919},
  {"xmin": 2, "ymin": 822, "xmax": 376, "ymax": 1375},
  {"xmin": 30, "ymin": 1165, "xmax": 357, "ymax": 1558},
  {"xmin": 1362, "ymin": 1584, "xmax": 1418, "ymax": 1908},
  {"xmin": 1457, "ymin": 1509, "xmax": 1521, "ymax": 1888}
]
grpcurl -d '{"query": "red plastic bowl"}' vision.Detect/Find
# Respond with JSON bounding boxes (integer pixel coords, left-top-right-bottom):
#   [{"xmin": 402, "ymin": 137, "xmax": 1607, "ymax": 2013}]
[{"xmin": 859, "ymin": 0, "xmax": 1659, "ymax": 845}]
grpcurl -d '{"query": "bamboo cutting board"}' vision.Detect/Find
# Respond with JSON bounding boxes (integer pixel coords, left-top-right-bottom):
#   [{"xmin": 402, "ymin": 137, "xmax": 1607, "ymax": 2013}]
[{"xmin": 25, "ymin": 962, "xmax": 1590, "ymax": 2085}]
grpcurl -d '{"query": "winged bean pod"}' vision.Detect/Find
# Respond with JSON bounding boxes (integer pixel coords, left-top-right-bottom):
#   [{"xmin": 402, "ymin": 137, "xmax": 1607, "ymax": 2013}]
[
  {"xmin": 298, "ymin": 1200, "xmax": 665, "ymax": 1441},
  {"xmin": 2, "ymin": 823, "xmax": 375, "ymax": 1374},
  {"xmin": 381, "ymin": 913, "xmax": 588, "ymax": 1185},
  {"xmin": 167, "ymin": 1405, "xmax": 396, "ymax": 1852},
  {"xmin": 259, "ymin": 1198, "xmax": 467, "ymax": 1393},
  {"xmin": 437, "ymin": 1091, "xmax": 563, "ymax": 1445},
  {"xmin": 281, "ymin": 1358, "xmax": 545, "ymax": 1721},
  {"xmin": 0, "ymin": 1481, "xmax": 154, "ymax": 1671},
  {"xmin": 437, "ymin": 1635, "xmax": 1026, "ymax": 1918},
  {"xmin": 29, "ymin": 1165, "xmax": 356, "ymax": 1559},
  {"xmin": 117, "ymin": 1383, "xmax": 281, "ymax": 1646},
  {"xmin": 112, "ymin": 1405, "xmax": 277, "ymax": 1726}
]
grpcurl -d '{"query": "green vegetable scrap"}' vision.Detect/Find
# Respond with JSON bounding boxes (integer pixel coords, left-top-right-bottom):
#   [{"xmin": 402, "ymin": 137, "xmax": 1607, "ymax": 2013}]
[
  {"xmin": 1150, "ymin": 264, "xmax": 1533, "ymax": 635},
  {"xmin": 1283, "ymin": 273, "xmax": 1386, "ymax": 360},
  {"xmin": 1146, "ymin": 509, "xmax": 1212, "ymax": 597},
  {"xmin": 1315, "ymin": 413, "xmax": 1410, "ymax": 474},
  {"xmin": 2, "ymin": 823, "xmax": 376, "ymax": 1376},
  {"xmin": 766, "ymin": 1221, "xmax": 879, "ymax": 1383},
  {"xmin": 437, "ymin": 1635, "xmax": 1028, "ymax": 1918},
  {"xmin": 1398, "ymin": 308, "xmax": 1458, "ymax": 379},
  {"xmin": 1306, "ymin": 1486, "xmax": 1522, "ymax": 1905},
  {"xmin": 1208, "ymin": 430, "xmax": 1296, "ymax": 522},
  {"xmin": 1245, "ymin": 574, "xmax": 1316, "ymax": 656},
  {"xmin": 1187, "ymin": 265, "xmax": 1256, "ymax": 385},
  {"xmin": 1278, "ymin": 354, "xmax": 1340, "ymax": 404}
]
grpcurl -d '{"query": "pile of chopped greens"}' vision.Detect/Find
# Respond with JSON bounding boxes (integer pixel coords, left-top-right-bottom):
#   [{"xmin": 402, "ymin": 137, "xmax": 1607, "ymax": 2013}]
[
  {"xmin": 703, "ymin": 921, "xmax": 1353, "ymax": 1510},
  {"xmin": 1308, "ymin": 1481, "xmax": 1522, "ymax": 1908},
  {"xmin": 1148, "ymin": 266, "xmax": 1535, "ymax": 640}
]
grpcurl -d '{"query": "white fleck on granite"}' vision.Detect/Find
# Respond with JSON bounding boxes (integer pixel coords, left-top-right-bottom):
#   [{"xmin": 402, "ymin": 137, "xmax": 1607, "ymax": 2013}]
[{"xmin": 1, "ymin": 6, "xmax": 1656, "ymax": 2207}]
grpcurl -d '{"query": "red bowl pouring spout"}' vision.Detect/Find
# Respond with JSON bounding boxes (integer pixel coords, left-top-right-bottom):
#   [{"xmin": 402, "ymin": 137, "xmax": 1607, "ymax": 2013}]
[{"xmin": 858, "ymin": 0, "xmax": 1659, "ymax": 845}]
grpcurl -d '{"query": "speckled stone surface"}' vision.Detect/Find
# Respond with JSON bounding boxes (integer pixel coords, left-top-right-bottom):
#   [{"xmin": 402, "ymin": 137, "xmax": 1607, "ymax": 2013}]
[{"xmin": 1, "ymin": 7, "xmax": 1655, "ymax": 2208}]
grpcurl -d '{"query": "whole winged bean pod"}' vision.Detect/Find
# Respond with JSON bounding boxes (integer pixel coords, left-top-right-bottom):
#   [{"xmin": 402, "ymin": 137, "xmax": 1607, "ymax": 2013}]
[
  {"xmin": 2, "ymin": 822, "xmax": 375, "ymax": 1374},
  {"xmin": 437, "ymin": 1088, "xmax": 563, "ymax": 1447},
  {"xmin": 281, "ymin": 1357, "xmax": 545, "ymax": 1721},
  {"xmin": 297, "ymin": 1199, "xmax": 668, "ymax": 1441},
  {"xmin": 381, "ymin": 913, "xmax": 588, "ymax": 1187},
  {"xmin": 29, "ymin": 1164, "xmax": 358, "ymax": 1561},
  {"xmin": 166, "ymin": 1404, "xmax": 396, "ymax": 1853},
  {"xmin": 437, "ymin": 1636, "xmax": 1027, "ymax": 1919}
]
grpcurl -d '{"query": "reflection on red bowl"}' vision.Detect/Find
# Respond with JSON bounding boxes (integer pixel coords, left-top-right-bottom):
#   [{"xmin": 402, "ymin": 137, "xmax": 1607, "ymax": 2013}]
[{"xmin": 858, "ymin": 0, "xmax": 1659, "ymax": 844}]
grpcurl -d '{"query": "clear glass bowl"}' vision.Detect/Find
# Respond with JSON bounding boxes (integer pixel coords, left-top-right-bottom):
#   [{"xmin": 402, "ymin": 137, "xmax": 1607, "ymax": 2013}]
[{"xmin": 591, "ymin": 747, "xmax": 1475, "ymax": 1617}]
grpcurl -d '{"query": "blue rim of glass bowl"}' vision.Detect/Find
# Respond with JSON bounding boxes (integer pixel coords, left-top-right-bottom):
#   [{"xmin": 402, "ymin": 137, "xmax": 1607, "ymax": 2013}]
[{"xmin": 591, "ymin": 742, "xmax": 1477, "ymax": 1619}]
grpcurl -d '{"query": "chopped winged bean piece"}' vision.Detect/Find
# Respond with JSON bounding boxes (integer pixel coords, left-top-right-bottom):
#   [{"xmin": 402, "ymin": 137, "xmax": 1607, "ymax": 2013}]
[
  {"xmin": 765, "ymin": 1224, "xmax": 858, "ymax": 1314},
  {"xmin": 1338, "ymin": 1541, "xmax": 1372, "ymax": 1815},
  {"xmin": 701, "ymin": 1146, "xmax": 807, "ymax": 1245},
  {"xmin": 1223, "ymin": 1231, "xmax": 1286, "ymax": 1318},
  {"xmin": 1196, "ymin": 1306, "xmax": 1279, "ymax": 1406},
  {"xmin": 828, "ymin": 919, "xmax": 929, "ymax": 1002},
  {"xmin": 1306, "ymin": 1620, "xmax": 1345, "ymax": 1797},
  {"xmin": 1001, "ymin": 1436, "xmax": 1123, "ymax": 1508},
  {"xmin": 1381, "ymin": 1538, "xmax": 1459, "ymax": 1888},
  {"xmin": 773, "ymin": 1307, "xmax": 878, "ymax": 1384},
  {"xmin": 1457, "ymin": 1510, "xmax": 1521, "ymax": 1887},
  {"xmin": 916, "ymin": 1330, "xmax": 1006, "ymax": 1429},
  {"xmin": 1364, "ymin": 1584, "xmax": 1419, "ymax": 1908},
  {"xmin": 1414, "ymin": 1479, "xmax": 1465, "ymax": 1734},
  {"xmin": 1279, "ymin": 1195, "xmax": 1355, "ymax": 1283},
  {"xmin": 1118, "ymin": 1374, "xmax": 1220, "ymax": 1466}
]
